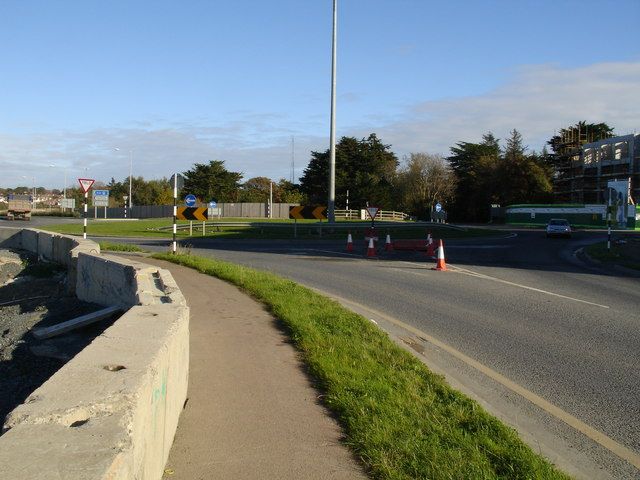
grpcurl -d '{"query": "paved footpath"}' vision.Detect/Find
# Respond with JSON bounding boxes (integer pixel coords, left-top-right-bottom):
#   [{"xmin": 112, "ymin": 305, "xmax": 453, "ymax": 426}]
[{"xmin": 141, "ymin": 258, "xmax": 368, "ymax": 480}]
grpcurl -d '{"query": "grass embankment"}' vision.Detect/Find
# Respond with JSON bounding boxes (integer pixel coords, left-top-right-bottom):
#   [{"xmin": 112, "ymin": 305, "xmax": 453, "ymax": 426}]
[
  {"xmin": 98, "ymin": 241, "xmax": 146, "ymax": 253},
  {"xmin": 585, "ymin": 241, "xmax": 640, "ymax": 271},
  {"xmin": 154, "ymin": 252, "xmax": 569, "ymax": 480},
  {"xmin": 40, "ymin": 218, "xmax": 499, "ymax": 240}
]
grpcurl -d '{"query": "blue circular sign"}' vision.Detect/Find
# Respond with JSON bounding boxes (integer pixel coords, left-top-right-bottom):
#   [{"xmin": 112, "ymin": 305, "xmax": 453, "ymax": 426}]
[
  {"xmin": 185, "ymin": 194, "xmax": 197, "ymax": 207},
  {"xmin": 435, "ymin": 203, "xmax": 442, "ymax": 213},
  {"xmin": 209, "ymin": 200, "xmax": 217, "ymax": 208}
]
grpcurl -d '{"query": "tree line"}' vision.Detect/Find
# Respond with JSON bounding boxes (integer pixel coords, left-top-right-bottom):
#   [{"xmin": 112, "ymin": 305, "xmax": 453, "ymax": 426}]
[{"xmin": 45, "ymin": 120, "xmax": 615, "ymax": 221}]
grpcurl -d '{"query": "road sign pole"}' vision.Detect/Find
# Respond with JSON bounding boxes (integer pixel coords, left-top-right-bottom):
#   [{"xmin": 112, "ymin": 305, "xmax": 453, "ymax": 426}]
[
  {"xmin": 173, "ymin": 174, "xmax": 177, "ymax": 254},
  {"xmin": 83, "ymin": 191, "xmax": 88, "ymax": 239},
  {"xmin": 607, "ymin": 188, "xmax": 612, "ymax": 251},
  {"xmin": 189, "ymin": 220, "xmax": 193, "ymax": 236}
]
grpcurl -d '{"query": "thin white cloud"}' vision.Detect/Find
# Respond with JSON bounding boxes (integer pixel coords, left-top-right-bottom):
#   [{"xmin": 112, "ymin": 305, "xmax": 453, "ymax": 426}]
[
  {"xmin": 1, "ymin": 61, "xmax": 637, "ymax": 189},
  {"xmin": 368, "ymin": 61, "xmax": 640, "ymax": 156}
]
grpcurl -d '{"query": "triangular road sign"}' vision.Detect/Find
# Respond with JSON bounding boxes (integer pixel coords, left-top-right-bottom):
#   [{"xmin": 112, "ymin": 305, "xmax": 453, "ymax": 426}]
[
  {"xmin": 366, "ymin": 207, "xmax": 379, "ymax": 220},
  {"xmin": 78, "ymin": 178, "xmax": 95, "ymax": 193}
]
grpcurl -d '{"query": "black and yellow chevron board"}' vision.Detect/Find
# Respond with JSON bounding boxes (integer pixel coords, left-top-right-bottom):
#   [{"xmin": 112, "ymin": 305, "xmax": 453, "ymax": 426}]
[
  {"xmin": 177, "ymin": 207, "xmax": 208, "ymax": 221},
  {"xmin": 288, "ymin": 205, "xmax": 327, "ymax": 220}
]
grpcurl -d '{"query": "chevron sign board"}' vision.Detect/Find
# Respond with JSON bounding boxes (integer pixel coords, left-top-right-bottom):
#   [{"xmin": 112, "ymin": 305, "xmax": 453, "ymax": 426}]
[
  {"xmin": 289, "ymin": 205, "xmax": 327, "ymax": 220},
  {"xmin": 177, "ymin": 207, "xmax": 208, "ymax": 221}
]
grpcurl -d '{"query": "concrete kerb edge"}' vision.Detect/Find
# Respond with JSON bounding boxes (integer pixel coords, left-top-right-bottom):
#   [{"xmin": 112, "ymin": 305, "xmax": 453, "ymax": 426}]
[{"xmin": 0, "ymin": 227, "xmax": 189, "ymax": 480}]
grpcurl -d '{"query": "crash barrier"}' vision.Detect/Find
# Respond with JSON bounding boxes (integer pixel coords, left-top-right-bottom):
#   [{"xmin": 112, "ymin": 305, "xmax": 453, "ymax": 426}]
[{"xmin": 0, "ymin": 227, "xmax": 189, "ymax": 480}]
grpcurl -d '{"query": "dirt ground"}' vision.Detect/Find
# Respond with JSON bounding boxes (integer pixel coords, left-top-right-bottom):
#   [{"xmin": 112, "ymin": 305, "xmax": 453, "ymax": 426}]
[{"xmin": 0, "ymin": 249, "xmax": 115, "ymax": 430}]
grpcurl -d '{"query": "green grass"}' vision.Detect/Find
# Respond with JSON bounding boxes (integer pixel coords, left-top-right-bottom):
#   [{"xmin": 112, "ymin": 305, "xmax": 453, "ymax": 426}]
[
  {"xmin": 153, "ymin": 252, "xmax": 570, "ymax": 480},
  {"xmin": 39, "ymin": 218, "xmax": 500, "ymax": 240},
  {"xmin": 98, "ymin": 241, "xmax": 146, "ymax": 252},
  {"xmin": 585, "ymin": 242, "xmax": 640, "ymax": 271}
]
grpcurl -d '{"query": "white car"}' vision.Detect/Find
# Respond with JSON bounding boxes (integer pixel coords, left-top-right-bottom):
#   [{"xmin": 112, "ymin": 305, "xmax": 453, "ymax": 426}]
[{"xmin": 546, "ymin": 218, "xmax": 572, "ymax": 238}]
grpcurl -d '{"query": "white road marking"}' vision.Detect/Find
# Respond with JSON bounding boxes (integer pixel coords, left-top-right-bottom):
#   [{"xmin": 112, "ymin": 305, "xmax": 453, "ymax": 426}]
[{"xmin": 396, "ymin": 261, "xmax": 610, "ymax": 309}]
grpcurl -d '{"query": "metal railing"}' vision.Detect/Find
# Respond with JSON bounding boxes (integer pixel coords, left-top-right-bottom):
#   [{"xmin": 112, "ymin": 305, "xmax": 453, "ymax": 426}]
[{"xmin": 335, "ymin": 209, "xmax": 410, "ymax": 221}]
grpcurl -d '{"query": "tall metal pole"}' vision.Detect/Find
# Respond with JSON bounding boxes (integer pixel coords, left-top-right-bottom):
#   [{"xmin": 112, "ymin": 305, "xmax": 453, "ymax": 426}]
[{"xmin": 328, "ymin": 0, "xmax": 337, "ymax": 223}]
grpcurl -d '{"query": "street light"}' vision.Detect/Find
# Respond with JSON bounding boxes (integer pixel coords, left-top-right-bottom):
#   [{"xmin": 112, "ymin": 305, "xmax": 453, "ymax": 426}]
[{"xmin": 328, "ymin": 0, "xmax": 337, "ymax": 223}]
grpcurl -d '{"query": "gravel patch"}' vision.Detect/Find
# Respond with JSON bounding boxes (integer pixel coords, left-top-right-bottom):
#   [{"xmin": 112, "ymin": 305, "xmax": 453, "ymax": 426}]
[{"xmin": 0, "ymin": 249, "xmax": 119, "ymax": 429}]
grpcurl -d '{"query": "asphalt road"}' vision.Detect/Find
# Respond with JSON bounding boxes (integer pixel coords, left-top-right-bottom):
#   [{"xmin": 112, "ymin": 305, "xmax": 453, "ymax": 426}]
[{"xmin": 161, "ymin": 229, "xmax": 640, "ymax": 480}]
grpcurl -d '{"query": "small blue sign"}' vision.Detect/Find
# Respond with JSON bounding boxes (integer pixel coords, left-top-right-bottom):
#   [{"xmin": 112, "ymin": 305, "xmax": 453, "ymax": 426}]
[
  {"xmin": 435, "ymin": 203, "xmax": 442, "ymax": 213},
  {"xmin": 208, "ymin": 200, "xmax": 217, "ymax": 208},
  {"xmin": 93, "ymin": 190, "xmax": 109, "ymax": 197},
  {"xmin": 185, "ymin": 194, "xmax": 197, "ymax": 207}
]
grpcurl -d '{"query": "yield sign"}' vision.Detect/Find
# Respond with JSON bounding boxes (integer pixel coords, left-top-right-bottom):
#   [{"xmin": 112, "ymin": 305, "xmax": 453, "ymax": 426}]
[
  {"xmin": 78, "ymin": 178, "xmax": 95, "ymax": 193},
  {"xmin": 366, "ymin": 207, "xmax": 379, "ymax": 220}
]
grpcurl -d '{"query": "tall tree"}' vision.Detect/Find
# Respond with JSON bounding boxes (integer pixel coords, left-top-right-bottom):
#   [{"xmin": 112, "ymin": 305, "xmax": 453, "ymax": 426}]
[
  {"xmin": 182, "ymin": 160, "xmax": 243, "ymax": 202},
  {"xmin": 395, "ymin": 153, "xmax": 457, "ymax": 219},
  {"xmin": 448, "ymin": 133, "xmax": 501, "ymax": 221},
  {"xmin": 300, "ymin": 134, "xmax": 398, "ymax": 209}
]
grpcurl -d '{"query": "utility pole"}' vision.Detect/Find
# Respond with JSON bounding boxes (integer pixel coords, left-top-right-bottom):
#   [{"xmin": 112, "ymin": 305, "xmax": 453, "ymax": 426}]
[{"xmin": 328, "ymin": 0, "xmax": 337, "ymax": 223}]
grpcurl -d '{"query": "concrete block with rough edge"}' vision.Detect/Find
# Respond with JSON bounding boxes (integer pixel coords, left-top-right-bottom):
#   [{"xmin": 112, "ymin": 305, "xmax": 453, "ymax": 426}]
[
  {"xmin": 37, "ymin": 232, "xmax": 54, "ymax": 260},
  {"xmin": 21, "ymin": 228, "xmax": 39, "ymax": 253},
  {"xmin": 0, "ymin": 304, "xmax": 190, "ymax": 480}
]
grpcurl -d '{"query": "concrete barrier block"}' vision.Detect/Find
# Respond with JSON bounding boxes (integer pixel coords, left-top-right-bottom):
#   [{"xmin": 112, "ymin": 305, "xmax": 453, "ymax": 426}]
[
  {"xmin": 76, "ymin": 253, "xmax": 139, "ymax": 308},
  {"xmin": 37, "ymin": 232, "xmax": 54, "ymax": 260},
  {"xmin": 1, "ymin": 304, "xmax": 189, "ymax": 480},
  {"xmin": 21, "ymin": 229, "xmax": 38, "ymax": 253}
]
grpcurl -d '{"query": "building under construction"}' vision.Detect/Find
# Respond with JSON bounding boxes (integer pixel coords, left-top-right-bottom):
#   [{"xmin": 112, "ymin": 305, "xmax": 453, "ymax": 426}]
[{"xmin": 552, "ymin": 127, "xmax": 638, "ymax": 204}]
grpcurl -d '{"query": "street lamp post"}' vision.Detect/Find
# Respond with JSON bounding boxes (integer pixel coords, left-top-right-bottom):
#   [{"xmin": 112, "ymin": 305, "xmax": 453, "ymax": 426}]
[{"xmin": 328, "ymin": 0, "xmax": 337, "ymax": 223}]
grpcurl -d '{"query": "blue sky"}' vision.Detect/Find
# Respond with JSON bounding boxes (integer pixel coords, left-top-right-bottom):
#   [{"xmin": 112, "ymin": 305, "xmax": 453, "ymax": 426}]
[{"xmin": 1, "ymin": 0, "xmax": 639, "ymax": 189}]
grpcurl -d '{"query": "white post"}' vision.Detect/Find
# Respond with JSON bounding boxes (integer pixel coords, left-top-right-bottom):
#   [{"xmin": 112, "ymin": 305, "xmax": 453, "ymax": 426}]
[
  {"xmin": 128, "ymin": 150, "xmax": 133, "ymax": 211},
  {"xmin": 173, "ymin": 174, "xmax": 177, "ymax": 254},
  {"xmin": 83, "ymin": 192, "xmax": 88, "ymax": 239},
  {"xmin": 189, "ymin": 220, "xmax": 193, "ymax": 236},
  {"xmin": 269, "ymin": 181, "xmax": 273, "ymax": 219},
  {"xmin": 202, "ymin": 221, "xmax": 205, "ymax": 236}
]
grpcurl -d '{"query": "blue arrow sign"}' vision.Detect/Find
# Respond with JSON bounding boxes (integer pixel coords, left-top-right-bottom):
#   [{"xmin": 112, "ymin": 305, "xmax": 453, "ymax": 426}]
[
  {"xmin": 185, "ymin": 194, "xmax": 197, "ymax": 207},
  {"xmin": 208, "ymin": 200, "xmax": 217, "ymax": 208},
  {"xmin": 435, "ymin": 203, "xmax": 442, "ymax": 213}
]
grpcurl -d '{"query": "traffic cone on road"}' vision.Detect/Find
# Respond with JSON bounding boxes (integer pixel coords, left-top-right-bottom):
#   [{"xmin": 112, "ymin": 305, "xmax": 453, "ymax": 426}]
[
  {"xmin": 385, "ymin": 233, "xmax": 393, "ymax": 251},
  {"xmin": 366, "ymin": 237, "xmax": 376, "ymax": 257},
  {"xmin": 346, "ymin": 232, "xmax": 354, "ymax": 252},
  {"xmin": 432, "ymin": 239, "xmax": 447, "ymax": 271}
]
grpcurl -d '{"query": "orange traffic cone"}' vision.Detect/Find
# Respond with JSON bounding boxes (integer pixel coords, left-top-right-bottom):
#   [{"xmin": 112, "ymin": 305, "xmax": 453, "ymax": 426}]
[
  {"xmin": 432, "ymin": 239, "xmax": 447, "ymax": 271},
  {"xmin": 366, "ymin": 237, "xmax": 376, "ymax": 257},
  {"xmin": 426, "ymin": 233, "xmax": 435, "ymax": 257},
  {"xmin": 385, "ymin": 233, "xmax": 393, "ymax": 251},
  {"xmin": 346, "ymin": 232, "xmax": 354, "ymax": 252}
]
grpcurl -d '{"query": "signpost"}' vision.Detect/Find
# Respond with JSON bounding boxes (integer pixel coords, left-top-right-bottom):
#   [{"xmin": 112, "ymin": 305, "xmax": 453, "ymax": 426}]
[
  {"xmin": 123, "ymin": 195, "xmax": 128, "ymax": 218},
  {"xmin": 78, "ymin": 178, "xmax": 95, "ymax": 239},
  {"xmin": 366, "ymin": 206, "xmax": 379, "ymax": 227},
  {"xmin": 185, "ymin": 194, "xmax": 197, "ymax": 207},
  {"xmin": 177, "ymin": 207, "xmax": 208, "ymax": 221},
  {"xmin": 170, "ymin": 173, "xmax": 185, "ymax": 255},
  {"xmin": 289, "ymin": 205, "xmax": 327, "ymax": 239},
  {"xmin": 93, "ymin": 190, "xmax": 109, "ymax": 219}
]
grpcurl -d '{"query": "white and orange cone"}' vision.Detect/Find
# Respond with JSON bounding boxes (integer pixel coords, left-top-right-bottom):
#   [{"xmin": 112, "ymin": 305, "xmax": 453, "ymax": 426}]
[
  {"xmin": 385, "ymin": 233, "xmax": 393, "ymax": 251},
  {"xmin": 432, "ymin": 239, "xmax": 447, "ymax": 271},
  {"xmin": 346, "ymin": 232, "xmax": 354, "ymax": 252},
  {"xmin": 366, "ymin": 237, "xmax": 376, "ymax": 257}
]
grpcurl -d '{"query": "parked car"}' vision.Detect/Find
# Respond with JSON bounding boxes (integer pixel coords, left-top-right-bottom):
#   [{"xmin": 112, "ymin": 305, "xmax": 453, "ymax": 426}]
[{"xmin": 546, "ymin": 218, "xmax": 572, "ymax": 238}]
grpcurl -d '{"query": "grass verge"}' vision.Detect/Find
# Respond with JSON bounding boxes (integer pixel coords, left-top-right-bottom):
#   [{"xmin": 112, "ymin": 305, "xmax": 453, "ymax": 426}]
[
  {"xmin": 584, "ymin": 241, "xmax": 640, "ymax": 271},
  {"xmin": 40, "ymin": 218, "xmax": 500, "ymax": 240},
  {"xmin": 98, "ymin": 241, "xmax": 146, "ymax": 253},
  {"xmin": 153, "ymin": 252, "xmax": 569, "ymax": 480}
]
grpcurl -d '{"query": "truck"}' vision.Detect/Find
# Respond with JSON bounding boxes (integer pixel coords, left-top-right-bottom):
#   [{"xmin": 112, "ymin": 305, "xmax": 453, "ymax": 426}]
[{"xmin": 7, "ymin": 194, "xmax": 32, "ymax": 220}]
